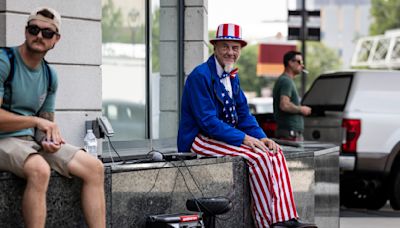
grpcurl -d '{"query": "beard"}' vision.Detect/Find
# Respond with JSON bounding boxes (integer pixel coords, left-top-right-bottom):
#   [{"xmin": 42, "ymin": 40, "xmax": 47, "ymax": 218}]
[{"xmin": 224, "ymin": 63, "xmax": 234, "ymax": 73}]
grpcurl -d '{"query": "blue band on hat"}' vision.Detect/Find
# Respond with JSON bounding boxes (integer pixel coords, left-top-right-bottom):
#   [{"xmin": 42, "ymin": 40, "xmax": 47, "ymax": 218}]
[{"xmin": 215, "ymin": 35, "xmax": 242, "ymax": 40}]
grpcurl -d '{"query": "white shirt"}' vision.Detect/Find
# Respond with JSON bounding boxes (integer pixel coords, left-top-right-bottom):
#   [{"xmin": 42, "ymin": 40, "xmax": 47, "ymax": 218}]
[{"xmin": 214, "ymin": 57, "xmax": 233, "ymax": 98}]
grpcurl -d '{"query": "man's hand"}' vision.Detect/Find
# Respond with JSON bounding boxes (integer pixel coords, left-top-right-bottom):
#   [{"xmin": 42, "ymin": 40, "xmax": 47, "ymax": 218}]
[
  {"xmin": 300, "ymin": 105, "xmax": 312, "ymax": 116},
  {"xmin": 34, "ymin": 116, "xmax": 65, "ymax": 145},
  {"xmin": 260, "ymin": 137, "xmax": 281, "ymax": 153},
  {"xmin": 41, "ymin": 139, "xmax": 61, "ymax": 153},
  {"xmin": 243, "ymin": 135, "xmax": 269, "ymax": 153}
]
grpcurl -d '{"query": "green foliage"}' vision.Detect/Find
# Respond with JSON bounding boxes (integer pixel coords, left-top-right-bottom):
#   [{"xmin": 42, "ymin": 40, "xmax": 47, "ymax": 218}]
[
  {"xmin": 101, "ymin": 0, "xmax": 145, "ymax": 44},
  {"xmin": 102, "ymin": 0, "xmax": 124, "ymax": 43},
  {"xmin": 370, "ymin": 0, "xmax": 400, "ymax": 35},
  {"xmin": 208, "ymin": 31, "xmax": 271, "ymax": 96},
  {"xmin": 295, "ymin": 41, "xmax": 342, "ymax": 91},
  {"xmin": 152, "ymin": 9, "xmax": 160, "ymax": 72},
  {"xmin": 236, "ymin": 45, "xmax": 271, "ymax": 96}
]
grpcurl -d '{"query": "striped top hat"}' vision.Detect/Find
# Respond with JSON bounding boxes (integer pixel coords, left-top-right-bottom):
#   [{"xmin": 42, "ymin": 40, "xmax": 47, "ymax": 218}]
[{"xmin": 210, "ymin": 23, "xmax": 247, "ymax": 47}]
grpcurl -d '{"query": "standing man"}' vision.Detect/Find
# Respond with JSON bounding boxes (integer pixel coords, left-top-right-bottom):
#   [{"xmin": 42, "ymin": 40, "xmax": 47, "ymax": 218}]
[
  {"xmin": 0, "ymin": 7, "xmax": 105, "ymax": 227},
  {"xmin": 178, "ymin": 23, "xmax": 316, "ymax": 228},
  {"xmin": 273, "ymin": 51, "xmax": 312, "ymax": 141}
]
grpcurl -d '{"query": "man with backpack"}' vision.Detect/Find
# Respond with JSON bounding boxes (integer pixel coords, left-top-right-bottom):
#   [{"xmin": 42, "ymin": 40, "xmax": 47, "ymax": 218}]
[{"xmin": 0, "ymin": 7, "xmax": 105, "ymax": 227}]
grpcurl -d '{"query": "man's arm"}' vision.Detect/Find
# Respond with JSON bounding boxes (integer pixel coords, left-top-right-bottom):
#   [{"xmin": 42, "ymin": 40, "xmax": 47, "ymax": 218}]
[
  {"xmin": 279, "ymin": 95, "xmax": 311, "ymax": 116},
  {"xmin": 0, "ymin": 98, "xmax": 64, "ymax": 144},
  {"xmin": 0, "ymin": 98, "xmax": 39, "ymax": 131}
]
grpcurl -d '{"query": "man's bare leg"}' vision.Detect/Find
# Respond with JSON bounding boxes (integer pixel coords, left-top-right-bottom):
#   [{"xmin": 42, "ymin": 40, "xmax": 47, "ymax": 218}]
[
  {"xmin": 22, "ymin": 154, "xmax": 51, "ymax": 228},
  {"xmin": 67, "ymin": 150, "xmax": 105, "ymax": 228}
]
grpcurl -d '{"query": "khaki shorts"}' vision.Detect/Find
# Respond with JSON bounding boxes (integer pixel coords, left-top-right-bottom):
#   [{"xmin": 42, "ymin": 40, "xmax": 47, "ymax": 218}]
[{"xmin": 0, "ymin": 136, "xmax": 81, "ymax": 178}]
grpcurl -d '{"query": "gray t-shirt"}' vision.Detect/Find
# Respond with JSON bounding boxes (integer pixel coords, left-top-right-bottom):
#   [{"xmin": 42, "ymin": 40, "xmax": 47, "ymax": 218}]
[{"xmin": 0, "ymin": 47, "xmax": 58, "ymax": 138}]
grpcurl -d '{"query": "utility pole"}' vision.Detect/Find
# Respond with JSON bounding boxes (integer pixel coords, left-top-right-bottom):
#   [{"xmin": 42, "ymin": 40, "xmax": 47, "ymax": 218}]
[{"xmin": 301, "ymin": 0, "xmax": 307, "ymax": 97}]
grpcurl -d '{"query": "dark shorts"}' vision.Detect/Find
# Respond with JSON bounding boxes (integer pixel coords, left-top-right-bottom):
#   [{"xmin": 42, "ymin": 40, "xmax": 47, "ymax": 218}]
[{"xmin": 0, "ymin": 136, "xmax": 81, "ymax": 178}]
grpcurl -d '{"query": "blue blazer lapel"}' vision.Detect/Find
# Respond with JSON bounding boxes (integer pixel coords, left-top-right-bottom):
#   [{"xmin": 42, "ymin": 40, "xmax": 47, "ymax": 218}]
[{"xmin": 207, "ymin": 56, "xmax": 225, "ymax": 105}]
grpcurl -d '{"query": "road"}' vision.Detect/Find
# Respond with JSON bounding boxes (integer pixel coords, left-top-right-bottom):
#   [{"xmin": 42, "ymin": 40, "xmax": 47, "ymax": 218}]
[{"xmin": 340, "ymin": 203, "xmax": 400, "ymax": 228}]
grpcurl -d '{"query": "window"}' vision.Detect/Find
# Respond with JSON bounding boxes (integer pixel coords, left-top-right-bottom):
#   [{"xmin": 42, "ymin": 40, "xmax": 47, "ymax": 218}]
[{"xmin": 101, "ymin": 0, "xmax": 175, "ymax": 160}]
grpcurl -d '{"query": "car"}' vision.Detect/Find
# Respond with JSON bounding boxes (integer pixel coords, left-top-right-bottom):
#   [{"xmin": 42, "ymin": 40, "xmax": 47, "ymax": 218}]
[
  {"xmin": 248, "ymin": 97, "xmax": 273, "ymax": 114},
  {"xmin": 248, "ymin": 97, "xmax": 276, "ymax": 138},
  {"xmin": 301, "ymin": 70, "xmax": 400, "ymax": 210},
  {"xmin": 102, "ymin": 99, "xmax": 146, "ymax": 141}
]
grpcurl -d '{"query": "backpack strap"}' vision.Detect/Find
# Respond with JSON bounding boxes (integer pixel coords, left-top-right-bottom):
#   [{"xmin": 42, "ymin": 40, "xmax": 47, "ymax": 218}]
[
  {"xmin": 1, "ymin": 47, "xmax": 53, "ymax": 113},
  {"xmin": 1, "ymin": 47, "xmax": 15, "ymax": 111},
  {"xmin": 43, "ymin": 59, "xmax": 53, "ymax": 93}
]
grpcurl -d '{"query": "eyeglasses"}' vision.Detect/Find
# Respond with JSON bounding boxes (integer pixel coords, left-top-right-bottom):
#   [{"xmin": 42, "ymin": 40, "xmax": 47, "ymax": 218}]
[
  {"xmin": 26, "ymin": 25, "xmax": 58, "ymax": 39},
  {"xmin": 291, "ymin": 59, "xmax": 303, "ymax": 65}
]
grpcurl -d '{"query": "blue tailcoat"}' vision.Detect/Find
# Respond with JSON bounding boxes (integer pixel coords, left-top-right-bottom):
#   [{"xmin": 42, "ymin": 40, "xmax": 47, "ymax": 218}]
[{"xmin": 177, "ymin": 55, "xmax": 267, "ymax": 152}]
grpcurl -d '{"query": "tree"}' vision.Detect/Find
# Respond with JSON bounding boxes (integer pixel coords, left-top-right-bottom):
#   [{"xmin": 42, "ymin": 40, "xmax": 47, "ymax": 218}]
[
  {"xmin": 370, "ymin": 0, "xmax": 400, "ymax": 35},
  {"xmin": 207, "ymin": 32, "xmax": 341, "ymax": 96},
  {"xmin": 102, "ymin": 0, "xmax": 145, "ymax": 44},
  {"xmin": 236, "ymin": 45, "xmax": 271, "ymax": 96},
  {"xmin": 151, "ymin": 8, "xmax": 160, "ymax": 72},
  {"xmin": 295, "ymin": 41, "xmax": 342, "ymax": 91},
  {"xmin": 102, "ymin": 0, "xmax": 124, "ymax": 43}
]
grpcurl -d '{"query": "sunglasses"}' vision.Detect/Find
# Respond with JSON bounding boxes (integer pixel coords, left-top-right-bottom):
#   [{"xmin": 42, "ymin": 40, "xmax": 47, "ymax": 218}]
[
  {"xmin": 291, "ymin": 59, "xmax": 303, "ymax": 65},
  {"xmin": 26, "ymin": 25, "xmax": 58, "ymax": 39}
]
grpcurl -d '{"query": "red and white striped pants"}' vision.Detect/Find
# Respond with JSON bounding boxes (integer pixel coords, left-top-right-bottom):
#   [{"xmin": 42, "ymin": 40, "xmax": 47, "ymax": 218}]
[{"xmin": 191, "ymin": 134, "xmax": 298, "ymax": 228}]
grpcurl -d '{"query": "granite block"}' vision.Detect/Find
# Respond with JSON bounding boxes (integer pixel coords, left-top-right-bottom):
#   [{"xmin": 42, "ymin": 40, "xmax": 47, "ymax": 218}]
[
  {"xmin": 111, "ymin": 158, "xmax": 249, "ymax": 228},
  {"xmin": 314, "ymin": 149, "xmax": 340, "ymax": 228},
  {"xmin": 0, "ymin": 167, "xmax": 112, "ymax": 228},
  {"xmin": 0, "ymin": 144, "xmax": 339, "ymax": 228}
]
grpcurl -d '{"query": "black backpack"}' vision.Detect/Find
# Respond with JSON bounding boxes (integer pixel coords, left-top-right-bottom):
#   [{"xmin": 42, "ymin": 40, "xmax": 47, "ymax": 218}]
[{"xmin": 1, "ymin": 47, "xmax": 53, "ymax": 114}]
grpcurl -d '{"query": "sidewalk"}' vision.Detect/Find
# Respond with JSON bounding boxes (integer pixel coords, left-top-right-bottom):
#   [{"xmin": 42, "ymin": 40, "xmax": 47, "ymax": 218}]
[{"xmin": 340, "ymin": 204, "xmax": 400, "ymax": 228}]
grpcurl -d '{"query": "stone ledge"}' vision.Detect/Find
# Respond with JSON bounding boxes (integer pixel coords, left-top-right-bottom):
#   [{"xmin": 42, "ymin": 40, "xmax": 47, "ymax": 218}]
[
  {"xmin": 0, "ymin": 143, "xmax": 339, "ymax": 228},
  {"xmin": 0, "ymin": 168, "xmax": 112, "ymax": 228}
]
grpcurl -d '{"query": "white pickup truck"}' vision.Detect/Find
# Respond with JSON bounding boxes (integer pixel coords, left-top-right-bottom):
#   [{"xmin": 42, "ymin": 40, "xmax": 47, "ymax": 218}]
[{"xmin": 301, "ymin": 70, "xmax": 400, "ymax": 210}]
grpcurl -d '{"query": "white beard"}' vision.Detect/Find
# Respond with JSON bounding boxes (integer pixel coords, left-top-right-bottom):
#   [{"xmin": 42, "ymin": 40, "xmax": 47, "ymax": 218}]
[{"xmin": 224, "ymin": 63, "xmax": 234, "ymax": 73}]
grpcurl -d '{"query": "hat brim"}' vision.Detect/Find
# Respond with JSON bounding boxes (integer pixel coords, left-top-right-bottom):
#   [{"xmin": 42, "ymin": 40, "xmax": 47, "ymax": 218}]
[{"xmin": 210, "ymin": 38, "xmax": 247, "ymax": 47}]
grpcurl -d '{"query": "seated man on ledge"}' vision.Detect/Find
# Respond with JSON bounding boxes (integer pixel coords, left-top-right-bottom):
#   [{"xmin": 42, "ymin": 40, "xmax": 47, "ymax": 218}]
[
  {"xmin": 177, "ymin": 23, "xmax": 317, "ymax": 228},
  {"xmin": 0, "ymin": 7, "xmax": 105, "ymax": 227}
]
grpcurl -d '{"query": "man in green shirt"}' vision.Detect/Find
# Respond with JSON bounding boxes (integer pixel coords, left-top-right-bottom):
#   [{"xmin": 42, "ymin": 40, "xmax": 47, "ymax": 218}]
[{"xmin": 273, "ymin": 51, "xmax": 312, "ymax": 141}]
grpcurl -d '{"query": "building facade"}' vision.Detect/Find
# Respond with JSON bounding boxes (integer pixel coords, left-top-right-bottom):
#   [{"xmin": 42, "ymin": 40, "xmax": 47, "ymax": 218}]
[{"xmin": 315, "ymin": 0, "xmax": 372, "ymax": 68}]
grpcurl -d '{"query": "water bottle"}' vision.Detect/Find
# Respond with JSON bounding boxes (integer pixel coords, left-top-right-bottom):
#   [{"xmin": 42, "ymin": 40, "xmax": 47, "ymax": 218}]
[{"xmin": 84, "ymin": 129, "xmax": 97, "ymax": 158}]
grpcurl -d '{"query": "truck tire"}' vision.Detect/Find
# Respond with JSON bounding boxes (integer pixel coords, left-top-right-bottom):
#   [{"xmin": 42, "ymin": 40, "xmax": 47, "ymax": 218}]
[
  {"xmin": 341, "ymin": 179, "xmax": 387, "ymax": 210},
  {"xmin": 390, "ymin": 167, "xmax": 400, "ymax": 210}
]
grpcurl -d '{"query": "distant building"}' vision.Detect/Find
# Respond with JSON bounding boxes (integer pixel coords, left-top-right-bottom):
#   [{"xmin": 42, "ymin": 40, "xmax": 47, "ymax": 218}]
[{"xmin": 314, "ymin": 0, "xmax": 372, "ymax": 69}]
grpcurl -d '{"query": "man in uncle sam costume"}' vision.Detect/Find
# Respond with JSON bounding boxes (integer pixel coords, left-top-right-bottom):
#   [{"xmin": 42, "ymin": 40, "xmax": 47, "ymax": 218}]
[{"xmin": 177, "ymin": 23, "xmax": 317, "ymax": 228}]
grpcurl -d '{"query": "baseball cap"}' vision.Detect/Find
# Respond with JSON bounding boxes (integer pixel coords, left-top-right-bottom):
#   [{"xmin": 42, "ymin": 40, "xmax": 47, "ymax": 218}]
[{"xmin": 27, "ymin": 6, "xmax": 61, "ymax": 32}]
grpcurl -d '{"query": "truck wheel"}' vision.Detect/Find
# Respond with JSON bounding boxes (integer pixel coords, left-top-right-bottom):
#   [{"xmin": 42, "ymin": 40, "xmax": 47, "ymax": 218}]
[
  {"xmin": 341, "ymin": 179, "xmax": 387, "ymax": 210},
  {"xmin": 390, "ymin": 167, "xmax": 400, "ymax": 210}
]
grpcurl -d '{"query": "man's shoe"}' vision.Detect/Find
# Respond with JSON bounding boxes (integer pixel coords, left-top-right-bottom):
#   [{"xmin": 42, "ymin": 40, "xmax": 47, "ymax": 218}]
[{"xmin": 271, "ymin": 218, "xmax": 317, "ymax": 228}]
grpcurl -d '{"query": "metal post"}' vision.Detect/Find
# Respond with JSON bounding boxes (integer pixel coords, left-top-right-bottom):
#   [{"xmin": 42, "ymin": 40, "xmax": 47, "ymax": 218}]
[
  {"xmin": 301, "ymin": 0, "xmax": 307, "ymax": 97},
  {"xmin": 178, "ymin": 0, "xmax": 184, "ymax": 120}
]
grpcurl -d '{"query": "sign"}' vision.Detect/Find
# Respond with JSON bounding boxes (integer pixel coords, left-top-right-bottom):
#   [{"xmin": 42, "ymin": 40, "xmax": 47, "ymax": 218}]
[
  {"xmin": 257, "ymin": 43, "xmax": 297, "ymax": 77},
  {"xmin": 288, "ymin": 10, "xmax": 320, "ymax": 41}
]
